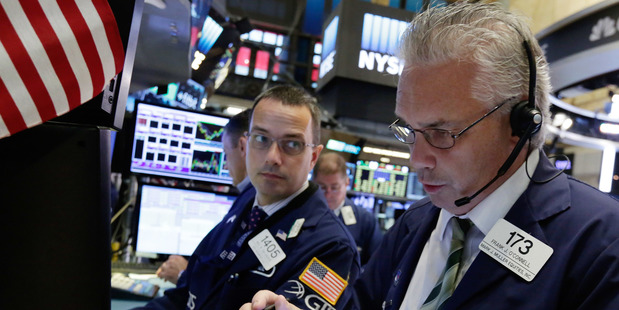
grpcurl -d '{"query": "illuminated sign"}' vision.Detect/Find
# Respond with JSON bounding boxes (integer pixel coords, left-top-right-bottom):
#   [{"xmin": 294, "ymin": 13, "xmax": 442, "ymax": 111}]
[
  {"xmin": 316, "ymin": 0, "xmax": 414, "ymax": 90},
  {"xmin": 358, "ymin": 13, "xmax": 407, "ymax": 75},
  {"xmin": 326, "ymin": 139, "xmax": 360, "ymax": 154},
  {"xmin": 319, "ymin": 16, "xmax": 339, "ymax": 79}
]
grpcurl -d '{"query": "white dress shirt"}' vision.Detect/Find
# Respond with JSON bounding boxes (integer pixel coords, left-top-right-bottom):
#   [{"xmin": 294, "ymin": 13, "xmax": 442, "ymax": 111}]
[
  {"xmin": 399, "ymin": 151, "xmax": 539, "ymax": 309},
  {"xmin": 252, "ymin": 181, "xmax": 310, "ymax": 217}
]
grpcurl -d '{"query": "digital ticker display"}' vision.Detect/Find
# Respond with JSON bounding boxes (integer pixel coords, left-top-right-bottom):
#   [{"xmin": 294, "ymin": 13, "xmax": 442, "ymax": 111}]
[
  {"xmin": 353, "ymin": 160, "xmax": 408, "ymax": 197},
  {"xmin": 130, "ymin": 102, "xmax": 232, "ymax": 184}
]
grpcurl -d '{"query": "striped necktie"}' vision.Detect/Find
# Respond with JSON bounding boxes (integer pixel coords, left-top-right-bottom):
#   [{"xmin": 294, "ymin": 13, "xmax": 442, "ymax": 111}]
[{"xmin": 420, "ymin": 217, "xmax": 473, "ymax": 310}]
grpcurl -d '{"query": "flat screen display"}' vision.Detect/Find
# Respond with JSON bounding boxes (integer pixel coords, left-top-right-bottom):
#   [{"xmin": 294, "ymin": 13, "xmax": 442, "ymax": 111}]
[
  {"xmin": 130, "ymin": 102, "xmax": 232, "ymax": 184},
  {"xmin": 353, "ymin": 160, "xmax": 408, "ymax": 197},
  {"xmin": 135, "ymin": 184, "xmax": 236, "ymax": 257},
  {"xmin": 406, "ymin": 171, "xmax": 426, "ymax": 200}
]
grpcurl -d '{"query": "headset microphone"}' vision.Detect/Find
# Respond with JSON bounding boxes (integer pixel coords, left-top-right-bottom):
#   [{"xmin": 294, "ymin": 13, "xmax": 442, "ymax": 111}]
[
  {"xmin": 454, "ymin": 119, "xmax": 539, "ymax": 207},
  {"xmin": 454, "ymin": 38, "xmax": 542, "ymax": 207}
]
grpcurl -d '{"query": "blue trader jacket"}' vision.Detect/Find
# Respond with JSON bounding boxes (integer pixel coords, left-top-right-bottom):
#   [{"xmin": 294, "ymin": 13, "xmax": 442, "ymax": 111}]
[
  {"xmin": 354, "ymin": 151, "xmax": 619, "ymax": 309},
  {"xmin": 339, "ymin": 198, "xmax": 383, "ymax": 265},
  {"xmin": 141, "ymin": 182, "xmax": 360, "ymax": 310}
]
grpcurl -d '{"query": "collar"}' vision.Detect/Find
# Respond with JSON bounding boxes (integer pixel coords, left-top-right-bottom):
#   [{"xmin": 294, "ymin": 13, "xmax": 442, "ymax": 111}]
[
  {"xmin": 439, "ymin": 150, "xmax": 540, "ymax": 240},
  {"xmin": 332, "ymin": 199, "xmax": 346, "ymax": 216},
  {"xmin": 252, "ymin": 181, "xmax": 310, "ymax": 216},
  {"xmin": 236, "ymin": 176, "xmax": 251, "ymax": 192}
]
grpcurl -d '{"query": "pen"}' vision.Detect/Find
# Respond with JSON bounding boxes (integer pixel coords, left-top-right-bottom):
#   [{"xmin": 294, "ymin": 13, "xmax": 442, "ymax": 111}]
[{"xmin": 263, "ymin": 297, "xmax": 290, "ymax": 310}]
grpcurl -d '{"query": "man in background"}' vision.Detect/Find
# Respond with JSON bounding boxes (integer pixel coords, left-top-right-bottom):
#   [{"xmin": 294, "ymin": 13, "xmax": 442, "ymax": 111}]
[
  {"xmin": 156, "ymin": 109, "xmax": 252, "ymax": 284},
  {"xmin": 313, "ymin": 152, "xmax": 382, "ymax": 265},
  {"xmin": 141, "ymin": 85, "xmax": 359, "ymax": 309}
]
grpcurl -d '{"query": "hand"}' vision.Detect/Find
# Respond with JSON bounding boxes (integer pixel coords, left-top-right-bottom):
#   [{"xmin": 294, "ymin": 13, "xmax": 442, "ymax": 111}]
[
  {"xmin": 155, "ymin": 255, "xmax": 188, "ymax": 284},
  {"xmin": 239, "ymin": 290, "xmax": 300, "ymax": 310}
]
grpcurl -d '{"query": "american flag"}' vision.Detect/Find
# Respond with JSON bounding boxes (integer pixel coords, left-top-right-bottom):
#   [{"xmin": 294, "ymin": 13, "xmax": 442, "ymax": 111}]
[
  {"xmin": 0, "ymin": 0, "xmax": 124, "ymax": 139},
  {"xmin": 299, "ymin": 257, "xmax": 348, "ymax": 305}
]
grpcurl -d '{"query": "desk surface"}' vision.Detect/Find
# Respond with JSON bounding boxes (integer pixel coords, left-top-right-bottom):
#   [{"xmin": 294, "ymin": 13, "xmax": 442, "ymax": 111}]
[{"xmin": 112, "ymin": 299, "xmax": 147, "ymax": 310}]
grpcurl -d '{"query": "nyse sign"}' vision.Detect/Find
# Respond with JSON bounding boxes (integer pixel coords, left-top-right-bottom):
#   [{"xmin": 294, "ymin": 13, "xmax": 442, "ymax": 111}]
[
  {"xmin": 358, "ymin": 50, "xmax": 403, "ymax": 75},
  {"xmin": 358, "ymin": 13, "xmax": 407, "ymax": 76}
]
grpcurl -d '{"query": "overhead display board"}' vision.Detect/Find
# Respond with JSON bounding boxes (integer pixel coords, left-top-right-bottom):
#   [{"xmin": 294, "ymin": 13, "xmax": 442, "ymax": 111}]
[{"xmin": 317, "ymin": 0, "xmax": 415, "ymax": 91}]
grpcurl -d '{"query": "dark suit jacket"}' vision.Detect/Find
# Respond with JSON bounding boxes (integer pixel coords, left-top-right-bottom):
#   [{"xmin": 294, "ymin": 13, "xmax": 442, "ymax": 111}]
[
  {"xmin": 355, "ymin": 151, "xmax": 619, "ymax": 309},
  {"xmin": 141, "ymin": 183, "xmax": 360, "ymax": 309},
  {"xmin": 339, "ymin": 198, "xmax": 383, "ymax": 265}
]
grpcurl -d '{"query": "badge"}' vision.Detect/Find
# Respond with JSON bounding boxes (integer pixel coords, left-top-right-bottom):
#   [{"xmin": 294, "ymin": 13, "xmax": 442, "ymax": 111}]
[
  {"xmin": 479, "ymin": 219, "xmax": 553, "ymax": 282},
  {"xmin": 341, "ymin": 206, "xmax": 357, "ymax": 225},
  {"xmin": 248, "ymin": 229, "xmax": 286, "ymax": 271},
  {"xmin": 299, "ymin": 257, "xmax": 348, "ymax": 305},
  {"xmin": 276, "ymin": 229, "xmax": 288, "ymax": 241},
  {"xmin": 288, "ymin": 218, "xmax": 305, "ymax": 238}
]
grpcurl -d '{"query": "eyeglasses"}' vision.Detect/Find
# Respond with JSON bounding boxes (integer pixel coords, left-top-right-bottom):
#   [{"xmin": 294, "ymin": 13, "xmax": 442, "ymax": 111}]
[
  {"xmin": 389, "ymin": 99, "xmax": 511, "ymax": 149},
  {"xmin": 318, "ymin": 183, "xmax": 343, "ymax": 193},
  {"xmin": 245, "ymin": 132, "xmax": 316, "ymax": 156}
]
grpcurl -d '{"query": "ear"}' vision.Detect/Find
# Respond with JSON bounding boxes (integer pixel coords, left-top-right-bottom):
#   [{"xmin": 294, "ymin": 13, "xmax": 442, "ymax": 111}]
[
  {"xmin": 309, "ymin": 144, "xmax": 324, "ymax": 169},
  {"xmin": 238, "ymin": 135, "xmax": 247, "ymax": 158}
]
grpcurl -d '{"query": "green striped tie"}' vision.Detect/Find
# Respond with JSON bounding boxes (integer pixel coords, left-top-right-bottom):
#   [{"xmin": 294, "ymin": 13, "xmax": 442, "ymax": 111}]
[{"xmin": 420, "ymin": 217, "xmax": 473, "ymax": 310}]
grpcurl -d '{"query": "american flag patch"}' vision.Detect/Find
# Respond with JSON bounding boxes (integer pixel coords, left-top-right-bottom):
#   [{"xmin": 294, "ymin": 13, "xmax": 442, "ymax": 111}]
[{"xmin": 299, "ymin": 257, "xmax": 348, "ymax": 305}]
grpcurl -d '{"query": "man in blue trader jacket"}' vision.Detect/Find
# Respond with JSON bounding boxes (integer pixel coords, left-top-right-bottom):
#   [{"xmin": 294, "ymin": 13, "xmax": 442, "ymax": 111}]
[
  {"xmin": 241, "ymin": 2, "xmax": 619, "ymax": 310},
  {"xmin": 313, "ymin": 152, "xmax": 383, "ymax": 265},
  {"xmin": 140, "ymin": 85, "xmax": 360, "ymax": 309}
]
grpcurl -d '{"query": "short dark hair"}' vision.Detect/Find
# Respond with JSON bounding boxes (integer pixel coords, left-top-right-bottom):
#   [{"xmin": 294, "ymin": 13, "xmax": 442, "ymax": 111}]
[
  {"xmin": 251, "ymin": 85, "xmax": 322, "ymax": 145},
  {"xmin": 224, "ymin": 109, "xmax": 251, "ymax": 145}
]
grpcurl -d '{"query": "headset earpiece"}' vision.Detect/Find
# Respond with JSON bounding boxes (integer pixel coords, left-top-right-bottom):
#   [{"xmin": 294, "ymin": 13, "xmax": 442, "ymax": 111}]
[{"xmin": 510, "ymin": 100, "xmax": 542, "ymax": 137}]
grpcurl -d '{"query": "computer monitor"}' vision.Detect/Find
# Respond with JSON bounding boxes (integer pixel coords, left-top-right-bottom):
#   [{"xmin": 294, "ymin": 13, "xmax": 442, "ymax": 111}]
[
  {"xmin": 134, "ymin": 183, "xmax": 237, "ymax": 257},
  {"xmin": 406, "ymin": 171, "xmax": 426, "ymax": 200},
  {"xmin": 130, "ymin": 102, "xmax": 233, "ymax": 184},
  {"xmin": 345, "ymin": 161, "xmax": 356, "ymax": 191},
  {"xmin": 353, "ymin": 160, "xmax": 408, "ymax": 198}
]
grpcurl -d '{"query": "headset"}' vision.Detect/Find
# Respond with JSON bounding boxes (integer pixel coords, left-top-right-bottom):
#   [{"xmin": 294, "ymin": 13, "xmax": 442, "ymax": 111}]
[{"xmin": 454, "ymin": 33, "xmax": 543, "ymax": 207}]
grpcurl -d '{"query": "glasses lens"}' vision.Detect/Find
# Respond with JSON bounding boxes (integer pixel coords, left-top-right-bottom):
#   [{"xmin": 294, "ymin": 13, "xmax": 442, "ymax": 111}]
[
  {"xmin": 249, "ymin": 134, "xmax": 272, "ymax": 149},
  {"xmin": 390, "ymin": 124, "xmax": 415, "ymax": 144},
  {"xmin": 424, "ymin": 129, "xmax": 454, "ymax": 149},
  {"xmin": 280, "ymin": 140, "xmax": 305, "ymax": 155}
]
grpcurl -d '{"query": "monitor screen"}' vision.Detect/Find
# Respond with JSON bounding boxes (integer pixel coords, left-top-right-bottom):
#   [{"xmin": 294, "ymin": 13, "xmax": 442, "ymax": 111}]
[
  {"xmin": 349, "ymin": 192, "xmax": 375, "ymax": 214},
  {"xmin": 353, "ymin": 160, "xmax": 408, "ymax": 197},
  {"xmin": 130, "ymin": 102, "xmax": 233, "ymax": 184},
  {"xmin": 406, "ymin": 172, "xmax": 426, "ymax": 200},
  {"xmin": 345, "ymin": 161, "xmax": 356, "ymax": 191},
  {"xmin": 134, "ymin": 184, "xmax": 237, "ymax": 257}
]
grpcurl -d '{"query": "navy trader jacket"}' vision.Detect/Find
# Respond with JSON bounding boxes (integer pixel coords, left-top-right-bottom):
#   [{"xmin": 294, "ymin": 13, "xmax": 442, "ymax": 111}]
[
  {"xmin": 339, "ymin": 198, "xmax": 383, "ymax": 265},
  {"xmin": 140, "ymin": 182, "xmax": 360, "ymax": 310},
  {"xmin": 354, "ymin": 151, "xmax": 619, "ymax": 309}
]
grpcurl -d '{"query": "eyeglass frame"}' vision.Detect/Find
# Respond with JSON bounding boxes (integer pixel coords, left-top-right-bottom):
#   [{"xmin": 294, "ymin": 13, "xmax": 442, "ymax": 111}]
[
  {"xmin": 389, "ymin": 98, "xmax": 514, "ymax": 149},
  {"xmin": 244, "ymin": 131, "xmax": 318, "ymax": 156}
]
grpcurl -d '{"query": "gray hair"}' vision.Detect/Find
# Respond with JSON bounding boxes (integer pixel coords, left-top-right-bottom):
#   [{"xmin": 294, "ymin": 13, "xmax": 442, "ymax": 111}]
[{"xmin": 399, "ymin": 1, "xmax": 551, "ymax": 148}]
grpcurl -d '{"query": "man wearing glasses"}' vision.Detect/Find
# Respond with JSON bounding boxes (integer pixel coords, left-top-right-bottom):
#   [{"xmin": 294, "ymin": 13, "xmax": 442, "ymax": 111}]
[
  {"xmin": 313, "ymin": 152, "xmax": 383, "ymax": 265},
  {"xmin": 140, "ymin": 85, "xmax": 360, "ymax": 309},
  {"xmin": 242, "ymin": 2, "xmax": 619, "ymax": 310}
]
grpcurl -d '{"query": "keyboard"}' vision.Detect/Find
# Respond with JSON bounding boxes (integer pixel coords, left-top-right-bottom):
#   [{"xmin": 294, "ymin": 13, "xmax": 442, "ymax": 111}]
[
  {"xmin": 111, "ymin": 261, "xmax": 162, "ymax": 274},
  {"xmin": 111, "ymin": 273, "xmax": 159, "ymax": 300}
]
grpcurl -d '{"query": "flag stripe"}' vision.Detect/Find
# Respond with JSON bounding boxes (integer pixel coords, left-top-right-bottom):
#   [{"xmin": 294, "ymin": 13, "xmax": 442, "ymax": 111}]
[
  {"xmin": 76, "ymin": 0, "xmax": 119, "ymax": 86},
  {"xmin": 39, "ymin": 0, "xmax": 93, "ymax": 105},
  {"xmin": 92, "ymin": 0, "xmax": 124, "ymax": 73},
  {"xmin": 57, "ymin": 0, "xmax": 104, "ymax": 99},
  {"xmin": 20, "ymin": 0, "xmax": 71, "ymax": 115},
  {"xmin": 0, "ymin": 78, "xmax": 27, "ymax": 138},
  {"xmin": 0, "ymin": 2, "xmax": 56, "ymax": 122},
  {"xmin": 0, "ymin": 0, "xmax": 124, "ymax": 139},
  {"xmin": 304, "ymin": 273, "xmax": 338, "ymax": 302},
  {"xmin": 308, "ymin": 271, "xmax": 345, "ymax": 297}
]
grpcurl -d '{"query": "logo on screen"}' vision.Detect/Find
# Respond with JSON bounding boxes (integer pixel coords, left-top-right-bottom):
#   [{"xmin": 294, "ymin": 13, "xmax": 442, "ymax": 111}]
[
  {"xmin": 319, "ymin": 16, "xmax": 339, "ymax": 79},
  {"xmin": 358, "ymin": 13, "xmax": 407, "ymax": 75}
]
